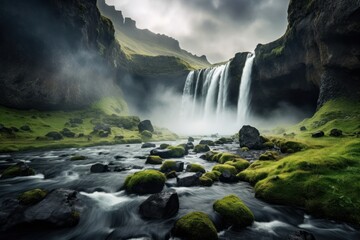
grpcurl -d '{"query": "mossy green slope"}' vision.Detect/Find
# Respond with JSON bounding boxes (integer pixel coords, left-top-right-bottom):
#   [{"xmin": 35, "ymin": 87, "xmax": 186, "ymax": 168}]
[
  {"xmin": 0, "ymin": 97, "xmax": 177, "ymax": 152},
  {"xmin": 239, "ymin": 99, "xmax": 360, "ymax": 225}
]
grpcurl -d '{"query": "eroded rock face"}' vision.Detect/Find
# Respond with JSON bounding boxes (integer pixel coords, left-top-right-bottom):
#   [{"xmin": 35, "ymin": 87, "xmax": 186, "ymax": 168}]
[{"xmin": 246, "ymin": 0, "xmax": 360, "ymax": 116}]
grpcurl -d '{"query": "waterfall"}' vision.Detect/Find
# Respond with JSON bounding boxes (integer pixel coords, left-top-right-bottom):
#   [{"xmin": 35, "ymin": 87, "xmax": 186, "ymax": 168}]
[
  {"xmin": 237, "ymin": 53, "xmax": 255, "ymax": 125},
  {"xmin": 180, "ymin": 53, "xmax": 254, "ymax": 134}
]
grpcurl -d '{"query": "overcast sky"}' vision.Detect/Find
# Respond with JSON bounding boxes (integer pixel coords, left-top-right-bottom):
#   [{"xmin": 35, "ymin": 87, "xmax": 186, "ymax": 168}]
[{"xmin": 106, "ymin": 0, "xmax": 290, "ymax": 63}]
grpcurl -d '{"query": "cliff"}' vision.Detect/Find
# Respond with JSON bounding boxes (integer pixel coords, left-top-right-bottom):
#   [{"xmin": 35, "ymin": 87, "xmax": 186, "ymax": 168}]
[
  {"xmin": 248, "ymin": 0, "xmax": 360, "ymax": 116},
  {"xmin": 0, "ymin": 0, "xmax": 128, "ymax": 110}
]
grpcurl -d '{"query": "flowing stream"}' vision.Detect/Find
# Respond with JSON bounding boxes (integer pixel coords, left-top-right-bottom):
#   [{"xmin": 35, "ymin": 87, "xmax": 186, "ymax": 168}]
[{"xmin": 0, "ymin": 142, "xmax": 359, "ymax": 240}]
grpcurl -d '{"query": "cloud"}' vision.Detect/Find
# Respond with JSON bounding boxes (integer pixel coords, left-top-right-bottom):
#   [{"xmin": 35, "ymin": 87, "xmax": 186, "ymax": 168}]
[{"xmin": 107, "ymin": 0, "xmax": 290, "ymax": 63}]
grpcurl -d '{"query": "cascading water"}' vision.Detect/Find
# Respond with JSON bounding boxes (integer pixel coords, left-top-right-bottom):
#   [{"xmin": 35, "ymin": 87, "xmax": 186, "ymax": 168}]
[
  {"xmin": 237, "ymin": 53, "xmax": 255, "ymax": 125},
  {"xmin": 180, "ymin": 53, "xmax": 255, "ymax": 134}
]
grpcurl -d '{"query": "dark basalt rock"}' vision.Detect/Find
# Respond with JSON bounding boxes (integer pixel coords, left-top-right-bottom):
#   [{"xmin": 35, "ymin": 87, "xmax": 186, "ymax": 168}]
[
  {"xmin": 1, "ymin": 162, "xmax": 35, "ymax": 179},
  {"xmin": 0, "ymin": 189, "xmax": 81, "ymax": 230},
  {"xmin": 139, "ymin": 190, "xmax": 179, "ymax": 219},
  {"xmin": 138, "ymin": 120, "xmax": 154, "ymax": 133},
  {"xmin": 45, "ymin": 131, "xmax": 63, "ymax": 140},
  {"xmin": 188, "ymin": 137, "xmax": 194, "ymax": 142},
  {"xmin": 20, "ymin": 125, "xmax": 31, "ymax": 131},
  {"xmin": 287, "ymin": 230, "xmax": 316, "ymax": 240},
  {"xmin": 300, "ymin": 126, "xmax": 307, "ymax": 131},
  {"xmin": 312, "ymin": 131, "xmax": 324, "ymax": 138},
  {"xmin": 177, "ymin": 172, "xmax": 202, "ymax": 187},
  {"xmin": 239, "ymin": 125, "xmax": 264, "ymax": 149},
  {"xmin": 330, "ymin": 129, "xmax": 342, "ymax": 137},
  {"xmin": 90, "ymin": 163, "xmax": 109, "ymax": 173},
  {"xmin": 186, "ymin": 142, "xmax": 194, "ymax": 149},
  {"xmin": 141, "ymin": 143, "xmax": 156, "ymax": 148},
  {"xmin": 199, "ymin": 140, "xmax": 215, "ymax": 146},
  {"xmin": 219, "ymin": 170, "xmax": 238, "ymax": 183}
]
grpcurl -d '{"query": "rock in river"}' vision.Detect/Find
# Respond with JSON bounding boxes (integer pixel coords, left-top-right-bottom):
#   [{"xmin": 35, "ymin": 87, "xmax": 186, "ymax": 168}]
[{"xmin": 139, "ymin": 190, "xmax": 179, "ymax": 219}]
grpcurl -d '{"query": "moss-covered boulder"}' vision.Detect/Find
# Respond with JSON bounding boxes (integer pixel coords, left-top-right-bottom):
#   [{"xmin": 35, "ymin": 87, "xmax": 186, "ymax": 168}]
[
  {"xmin": 194, "ymin": 144, "xmax": 210, "ymax": 153},
  {"xmin": 186, "ymin": 163, "xmax": 205, "ymax": 173},
  {"xmin": 160, "ymin": 143, "xmax": 170, "ymax": 149},
  {"xmin": 160, "ymin": 160, "xmax": 184, "ymax": 173},
  {"xmin": 225, "ymin": 159, "xmax": 250, "ymax": 172},
  {"xmin": 18, "ymin": 189, "xmax": 47, "ymax": 205},
  {"xmin": 259, "ymin": 151, "xmax": 279, "ymax": 160},
  {"xmin": 213, "ymin": 195, "xmax": 254, "ymax": 228},
  {"xmin": 240, "ymin": 147, "xmax": 250, "ymax": 152},
  {"xmin": 273, "ymin": 139, "xmax": 306, "ymax": 153},
  {"xmin": 123, "ymin": 170, "xmax": 166, "ymax": 194},
  {"xmin": 167, "ymin": 146, "xmax": 186, "ymax": 158},
  {"xmin": 172, "ymin": 212, "xmax": 218, "ymax": 240},
  {"xmin": 212, "ymin": 164, "xmax": 237, "ymax": 175},
  {"xmin": 203, "ymin": 171, "xmax": 221, "ymax": 181},
  {"xmin": 199, "ymin": 176, "xmax": 213, "ymax": 186},
  {"xmin": 1, "ymin": 162, "xmax": 35, "ymax": 179},
  {"xmin": 146, "ymin": 155, "xmax": 163, "ymax": 165}
]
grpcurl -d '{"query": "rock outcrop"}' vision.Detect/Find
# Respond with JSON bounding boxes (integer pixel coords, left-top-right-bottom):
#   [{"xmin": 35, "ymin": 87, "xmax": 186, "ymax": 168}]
[
  {"xmin": 248, "ymin": 0, "xmax": 360, "ymax": 116},
  {"xmin": 0, "ymin": 0, "xmax": 128, "ymax": 110}
]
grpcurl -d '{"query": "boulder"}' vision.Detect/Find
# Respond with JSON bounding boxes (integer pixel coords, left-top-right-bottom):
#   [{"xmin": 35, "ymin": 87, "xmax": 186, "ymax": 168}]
[
  {"xmin": 70, "ymin": 155, "xmax": 87, "ymax": 161},
  {"xmin": 145, "ymin": 155, "xmax": 163, "ymax": 165},
  {"xmin": 160, "ymin": 143, "xmax": 170, "ymax": 149},
  {"xmin": 141, "ymin": 143, "xmax": 156, "ymax": 148},
  {"xmin": 188, "ymin": 137, "xmax": 195, "ymax": 142},
  {"xmin": 151, "ymin": 146, "xmax": 186, "ymax": 158},
  {"xmin": 60, "ymin": 128, "xmax": 75, "ymax": 138},
  {"xmin": 123, "ymin": 170, "xmax": 166, "ymax": 194},
  {"xmin": 239, "ymin": 125, "xmax": 263, "ymax": 149},
  {"xmin": 186, "ymin": 142, "xmax": 194, "ymax": 149},
  {"xmin": 199, "ymin": 176, "xmax": 213, "ymax": 187},
  {"xmin": 139, "ymin": 190, "xmax": 179, "ymax": 219},
  {"xmin": 45, "ymin": 131, "xmax": 63, "ymax": 140},
  {"xmin": 219, "ymin": 170, "xmax": 238, "ymax": 183},
  {"xmin": 194, "ymin": 144, "xmax": 210, "ymax": 153},
  {"xmin": 312, "ymin": 131, "xmax": 324, "ymax": 138},
  {"xmin": 141, "ymin": 130, "xmax": 153, "ymax": 139},
  {"xmin": 300, "ymin": 126, "xmax": 307, "ymax": 131},
  {"xmin": 90, "ymin": 163, "xmax": 109, "ymax": 173},
  {"xmin": 199, "ymin": 140, "xmax": 215, "ymax": 146},
  {"xmin": 185, "ymin": 163, "xmax": 205, "ymax": 173},
  {"xmin": 330, "ymin": 129, "xmax": 342, "ymax": 137},
  {"xmin": 138, "ymin": 120, "xmax": 154, "ymax": 133},
  {"xmin": 1, "ymin": 162, "xmax": 35, "ymax": 179},
  {"xmin": 160, "ymin": 160, "xmax": 184, "ymax": 173},
  {"xmin": 23, "ymin": 189, "xmax": 81, "ymax": 227},
  {"xmin": 172, "ymin": 212, "xmax": 218, "ymax": 240},
  {"xmin": 213, "ymin": 195, "xmax": 254, "ymax": 228},
  {"xmin": 287, "ymin": 230, "xmax": 316, "ymax": 240},
  {"xmin": 18, "ymin": 189, "xmax": 47, "ymax": 205},
  {"xmin": 215, "ymin": 137, "xmax": 233, "ymax": 144},
  {"xmin": 177, "ymin": 172, "xmax": 202, "ymax": 187}
]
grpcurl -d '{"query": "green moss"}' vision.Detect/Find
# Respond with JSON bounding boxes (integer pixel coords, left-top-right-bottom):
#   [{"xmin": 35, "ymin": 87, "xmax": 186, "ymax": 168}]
[
  {"xmin": 141, "ymin": 130, "xmax": 153, "ymax": 139},
  {"xmin": 240, "ymin": 147, "xmax": 249, "ymax": 152},
  {"xmin": 70, "ymin": 155, "xmax": 87, "ymax": 161},
  {"xmin": 160, "ymin": 143, "xmax": 170, "ymax": 149},
  {"xmin": 172, "ymin": 212, "xmax": 218, "ymax": 240},
  {"xmin": 194, "ymin": 144, "xmax": 210, "ymax": 153},
  {"xmin": 212, "ymin": 164, "xmax": 237, "ymax": 175},
  {"xmin": 203, "ymin": 171, "xmax": 220, "ymax": 181},
  {"xmin": 259, "ymin": 151, "xmax": 279, "ymax": 161},
  {"xmin": 145, "ymin": 155, "xmax": 163, "ymax": 165},
  {"xmin": 263, "ymin": 141, "xmax": 274, "ymax": 148},
  {"xmin": 1, "ymin": 163, "xmax": 35, "ymax": 179},
  {"xmin": 123, "ymin": 169, "xmax": 166, "ymax": 194},
  {"xmin": 225, "ymin": 159, "xmax": 250, "ymax": 172},
  {"xmin": 160, "ymin": 160, "xmax": 178, "ymax": 172},
  {"xmin": 167, "ymin": 146, "xmax": 186, "ymax": 158},
  {"xmin": 218, "ymin": 153, "xmax": 239, "ymax": 164},
  {"xmin": 186, "ymin": 163, "xmax": 205, "ymax": 173},
  {"xmin": 18, "ymin": 189, "xmax": 47, "ymax": 205},
  {"xmin": 213, "ymin": 195, "xmax": 254, "ymax": 228},
  {"xmin": 199, "ymin": 176, "xmax": 213, "ymax": 187}
]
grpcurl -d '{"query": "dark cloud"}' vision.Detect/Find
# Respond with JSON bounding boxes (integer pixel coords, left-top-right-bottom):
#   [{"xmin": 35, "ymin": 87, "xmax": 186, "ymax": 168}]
[{"xmin": 110, "ymin": 0, "xmax": 290, "ymax": 63}]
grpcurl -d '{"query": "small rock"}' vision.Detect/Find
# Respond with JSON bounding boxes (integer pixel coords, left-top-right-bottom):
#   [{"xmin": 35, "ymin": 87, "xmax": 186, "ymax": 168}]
[
  {"xmin": 300, "ymin": 126, "xmax": 307, "ymax": 131},
  {"xmin": 311, "ymin": 131, "xmax": 324, "ymax": 138},
  {"xmin": 329, "ymin": 129, "xmax": 342, "ymax": 137},
  {"xmin": 177, "ymin": 172, "xmax": 202, "ymax": 187},
  {"xmin": 90, "ymin": 163, "xmax": 109, "ymax": 173},
  {"xmin": 186, "ymin": 142, "xmax": 194, "ymax": 149},
  {"xmin": 188, "ymin": 137, "xmax": 194, "ymax": 142},
  {"xmin": 219, "ymin": 170, "xmax": 238, "ymax": 183},
  {"xmin": 45, "ymin": 131, "xmax": 63, "ymax": 140},
  {"xmin": 20, "ymin": 125, "xmax": 31, "ymax": 131},
  {"xmin": 139, "ymin": 190, "xmax": 179, "ymax": 219},
  {"xmin": 141, "ymin": 143, "xmax": 156, "ymax": 148}
]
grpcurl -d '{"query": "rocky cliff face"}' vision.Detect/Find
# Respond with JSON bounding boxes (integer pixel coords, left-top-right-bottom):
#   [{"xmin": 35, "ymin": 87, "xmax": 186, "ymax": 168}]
[
  {"xmin": 247, "ymin": 0, "xmax": 360, "ymax": 116},
  {"xmin": 0, "ymin": 0, "xmax": 128, "ymax": 110}
]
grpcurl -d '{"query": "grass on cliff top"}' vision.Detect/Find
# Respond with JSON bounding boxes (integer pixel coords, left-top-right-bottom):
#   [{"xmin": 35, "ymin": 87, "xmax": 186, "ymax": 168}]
[
  {"xmin": 0, "ymin": 97, "xmax": 177, "ymax": 152},
  {"xmin": 239, "ymin": 99, "xmax": 360, "ymax": 225}
]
